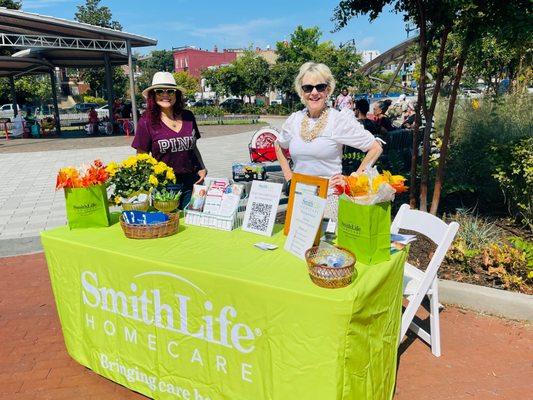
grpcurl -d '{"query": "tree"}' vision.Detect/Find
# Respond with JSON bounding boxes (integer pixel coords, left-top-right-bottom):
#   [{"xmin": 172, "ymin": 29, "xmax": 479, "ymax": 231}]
[
  {"xmin": 202, "ymin": 65, "xmax": 233, "ymax": 101},
  {"xmin": 138, "ymin": 50, "xmax": 175, "ymax": 73},
  {"xmin": 232, "ymin": 51, "xmax": 271, "ymax": 102},
  {"xmin": 75, "ymin": 0, "xmax": 122, "ymax": 30},
  {"xmin": 75, "ymin": 0, "xmax": 125, "ymax": 99},
  {"xmin": 0, "ymin": 0, "xmax": 20, "ymax": 9},
  {"xmin": 172, "ymin": 71, "xmax": 200, "ymax": 99},
  {"xmin": 272, "ymin": 26, "xmax": 362, "ymax": 105},
  {"xmin": 79, "ymin": 66, "xmax": 128, "ymax": 99},
  {"xmin": 333, "ymin": 0, "xmax": 532, "ymax": 215}
]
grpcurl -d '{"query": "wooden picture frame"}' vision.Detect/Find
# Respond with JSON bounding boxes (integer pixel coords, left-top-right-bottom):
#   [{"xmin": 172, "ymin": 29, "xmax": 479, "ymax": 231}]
[{"xmin": 284, "ymin": 173, "xmax": 329, "ymax": 237}]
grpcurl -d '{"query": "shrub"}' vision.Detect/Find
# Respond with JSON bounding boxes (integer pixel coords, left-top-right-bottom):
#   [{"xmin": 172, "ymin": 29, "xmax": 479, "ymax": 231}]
[
  {"xmin": 265, "ymin": 104, "xmax": 292, "ymax": 115},
  {"xmin": 189, "ymin": 106, "xmax": 224, "ymax": 117},
  {"xmin": 82, "ymin": 95, "xmax": 106, "ymax": 105},
  {"xmin": 442, "ymin": 94, "xmax": 532, "ymax": 216},
  {"xmin": 492, "ymin": 137, "xmax": 533, "ymax": 230}
]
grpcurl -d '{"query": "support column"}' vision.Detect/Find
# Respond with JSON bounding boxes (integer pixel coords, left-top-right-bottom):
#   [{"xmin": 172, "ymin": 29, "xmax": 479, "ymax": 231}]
[
  {"xmin": 385, "ymin": 55, "xmax": 407, "ymax": 95},
  {"xmin": 126, "ymin": 40, "xmax": 138, "ymax": 129},
  {"xmin": 49, "ymin": 69, "xmax": 61, "ymax": 135},
  {"xmin": 104, "ymin": 53, "xmax": 115, "ymax": 125},
  {"xmin": 9, "ymin": 76, "xmax": 17, "ymax": 118}
]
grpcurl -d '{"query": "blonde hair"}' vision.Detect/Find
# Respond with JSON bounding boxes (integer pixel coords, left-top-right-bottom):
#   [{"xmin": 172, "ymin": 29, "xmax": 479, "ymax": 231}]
[{"xmin": 294, "ymin": 62, "xmax": 336, "ymax": 101}]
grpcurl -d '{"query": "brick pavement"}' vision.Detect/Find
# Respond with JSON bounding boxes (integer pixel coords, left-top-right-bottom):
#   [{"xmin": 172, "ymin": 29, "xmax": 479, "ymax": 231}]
[{"xmin": 1, "ymin": 253, "xmax": 531, "ymax": 400}]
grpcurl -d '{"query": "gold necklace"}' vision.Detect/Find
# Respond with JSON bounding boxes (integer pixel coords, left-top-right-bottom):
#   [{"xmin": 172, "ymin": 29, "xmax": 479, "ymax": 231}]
[
  {"xmin": 163, "ymin": 115, "xmax": 180, "ymax": 130},
  {"xmin": 300, "ymin": 108, "xmax": 329, "ymax": 142}
]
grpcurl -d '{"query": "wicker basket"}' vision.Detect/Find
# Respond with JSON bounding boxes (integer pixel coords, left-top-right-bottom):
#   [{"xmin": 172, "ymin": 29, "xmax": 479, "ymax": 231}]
[
  {"xmin": 153, "ymin": 199, "xmax": 179, "ymax": 213},
  {"xmin": 305, "ymin": 246, "xmax": 356, "ymax": 289},
  {"xmin": 120, "ymin": 212, "xmax": 179, "ymax": 239}
]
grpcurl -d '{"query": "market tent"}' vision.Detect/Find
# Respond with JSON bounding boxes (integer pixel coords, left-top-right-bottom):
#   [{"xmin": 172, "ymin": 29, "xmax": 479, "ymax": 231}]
[{"xmin": 0, "ymin": 7, "xmax": 157, "ymax": 131}]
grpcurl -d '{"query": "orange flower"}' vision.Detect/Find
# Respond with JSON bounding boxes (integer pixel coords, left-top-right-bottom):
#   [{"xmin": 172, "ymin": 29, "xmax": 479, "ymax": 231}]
[
  {"xmin": 345, "ymin": 174, "xmax": 370, "ymax": 197},
  {"xmin": 55, "ymin": 160, "xmax": 108, "ymax": 189},
  {"xmin": 389, "ymin": 174, "xmax": 408, "ymax": 193}
]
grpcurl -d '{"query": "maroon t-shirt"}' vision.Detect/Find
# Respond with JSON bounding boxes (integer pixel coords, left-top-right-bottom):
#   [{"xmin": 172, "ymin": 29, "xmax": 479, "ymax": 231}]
[{"xmin": 132, "ymin": 110, "xmax": 201, "ymax": 175}]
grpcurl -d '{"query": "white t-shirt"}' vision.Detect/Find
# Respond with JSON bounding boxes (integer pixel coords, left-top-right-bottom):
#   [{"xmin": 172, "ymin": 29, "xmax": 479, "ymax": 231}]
[{"xmin": 277, "ymin": 108, "xmax": 376, "ymax": 178}]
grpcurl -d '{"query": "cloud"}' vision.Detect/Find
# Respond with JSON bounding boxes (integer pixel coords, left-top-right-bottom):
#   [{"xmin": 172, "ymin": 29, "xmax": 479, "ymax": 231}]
[
  {"xmin": 357, "ymin": 36, "xmax": 376, "ymax": 49},
  {"xmin": 22, "ymin": 0, "xmax": 71, "ymax": 9},
  {"xmin": 188, "ymin": 18, "xmax": 286, "ymax": 48}
]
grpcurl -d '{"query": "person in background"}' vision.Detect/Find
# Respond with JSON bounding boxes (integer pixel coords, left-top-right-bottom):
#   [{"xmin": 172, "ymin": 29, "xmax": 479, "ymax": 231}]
[
  {"xmin": 334, "ymin": 88, "xmax": 353, "ymax": 111},
  {"xmin": 401, "ymin": 102, "xmax": 416, "ymax": 129},
  {"xmin": 342, "ymin": 98, "xmax": 382, "ymax": 175},
  {"xmin": 87, "ymin": 107, "xmax": 99, "ymax": 135},
  {"xmin": 132, "ymin": 71, "xmax": 207, "ymax": 209},
  {"xmin": 373, "ymin": 99, "xmax": 394, "ymax": 134}
]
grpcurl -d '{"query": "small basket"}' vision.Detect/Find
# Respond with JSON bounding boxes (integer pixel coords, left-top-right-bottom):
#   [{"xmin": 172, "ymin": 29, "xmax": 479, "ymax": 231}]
[
  {"xmin": 304, "ymin": 246, "xmax": 356, "ymax": 289},
  {"xmin": 121, "ymin": 201, "xmax": 150, "ymax": 212},
  {"xmin": 120, "ymin": 212, "xmax": 179, "ymax": 239},
  {"xmin": 153, "ymin": 199, "xmax": 179, "ymax": 213}
]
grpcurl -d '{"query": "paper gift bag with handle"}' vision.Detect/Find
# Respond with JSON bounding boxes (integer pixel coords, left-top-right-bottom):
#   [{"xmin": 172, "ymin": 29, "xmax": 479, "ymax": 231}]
[
  {"xmin": 64, "ymin": 184, "xmax": 110, "ymax": 229},
  {"xmin": 337, "ymin": 195, "xmax": 391, "ymax": 265}
]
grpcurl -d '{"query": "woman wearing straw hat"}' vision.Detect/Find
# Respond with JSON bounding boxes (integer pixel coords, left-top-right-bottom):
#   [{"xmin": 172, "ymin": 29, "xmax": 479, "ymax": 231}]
[{"xmin": 133, "ymin": 71, "xmax": 207, "ymax": 209}]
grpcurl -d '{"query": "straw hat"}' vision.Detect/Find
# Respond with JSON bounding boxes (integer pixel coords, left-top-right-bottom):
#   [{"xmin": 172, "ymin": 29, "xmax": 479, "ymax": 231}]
[{"xmin": 142, "ymin": 71, "xmax": 185, "ymax": 98}]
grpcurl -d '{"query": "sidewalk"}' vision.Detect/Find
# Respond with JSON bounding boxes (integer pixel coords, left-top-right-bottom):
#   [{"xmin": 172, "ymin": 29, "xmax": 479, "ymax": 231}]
[
  {"xmin": 0, "ymin": 130, "xmax": 255, "ymax": 242},
  {"xmin": 1, "ymin": 252, "xmax": 531, "ymax": 400}
]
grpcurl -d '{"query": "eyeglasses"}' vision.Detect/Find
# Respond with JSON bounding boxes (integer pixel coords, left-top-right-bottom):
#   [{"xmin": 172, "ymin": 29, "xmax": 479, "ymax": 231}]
[
  {"xmin": 301, "ymin": 83, "xmax": 328, "ymax": 93},
  {"xmin": 154, "ymin": 88, "xmax": 177, "ymax": 96}
]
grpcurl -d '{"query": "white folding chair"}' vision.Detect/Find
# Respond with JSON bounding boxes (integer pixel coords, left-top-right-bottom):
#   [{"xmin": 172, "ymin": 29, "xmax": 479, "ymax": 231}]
[{"xmin": 392, "ymin": 204, "xmax": 459, "ymax": 357}]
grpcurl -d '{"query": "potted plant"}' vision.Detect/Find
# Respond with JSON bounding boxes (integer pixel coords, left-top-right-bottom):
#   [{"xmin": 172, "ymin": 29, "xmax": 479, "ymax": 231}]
[{"xmin": 106, "ymin": 154, "xmax": 176, "ymax": 211}]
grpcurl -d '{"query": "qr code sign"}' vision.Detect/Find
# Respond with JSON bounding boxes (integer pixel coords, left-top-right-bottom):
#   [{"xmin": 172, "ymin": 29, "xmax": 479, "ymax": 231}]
[{"xmin": 248, "ymin": 202, "xmax": 273, "ymax": 232}]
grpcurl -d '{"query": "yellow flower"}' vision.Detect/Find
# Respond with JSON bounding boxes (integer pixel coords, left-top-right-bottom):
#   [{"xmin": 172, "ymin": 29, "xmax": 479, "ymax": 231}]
[
  {"xmin": 136, "ymin": 153, "xmax": 150, "ymax": 161},
  {"xmin": 105, "ymin": 161, "xmax": 118, "ymax": 177},
  {"xmin": 166, "ymin": 168, "xmax": 176, "ymax": 182},
  {"xmin": 121, "ymin": 156, "xmax": 137, "ymax": 169},
  {"xmin": 149, "ymin": 174, "xmax": 159, "ymax": 187},
  {"xmin": 114, "ymin": 196, "xmax": 121, "ymax": 205},
  {"xmin": 372, "ymin": 174, "xmax": 389, "ymax": 193},
  {"xmin": 154, "ymin": 162, "xmax": 167, "ymax": 175}
]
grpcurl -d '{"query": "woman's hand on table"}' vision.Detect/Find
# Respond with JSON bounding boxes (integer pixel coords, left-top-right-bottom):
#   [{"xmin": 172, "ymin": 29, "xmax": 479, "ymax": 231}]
[{"xmin": 195, "ymin": 169, "xmax": 207, "ymax": 184}]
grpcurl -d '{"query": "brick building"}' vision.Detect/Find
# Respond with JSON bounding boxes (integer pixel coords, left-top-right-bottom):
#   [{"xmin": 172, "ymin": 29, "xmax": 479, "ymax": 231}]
[{"xmin": 172, "ymin": 46, "xmax": 237, "ymax": 78}]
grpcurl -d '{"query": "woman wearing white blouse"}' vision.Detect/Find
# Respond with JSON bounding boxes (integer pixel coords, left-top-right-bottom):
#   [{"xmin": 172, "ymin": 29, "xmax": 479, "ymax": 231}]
[{"xmin": 274, "ymin": 62, "xmax": 383, "ymax": 190}]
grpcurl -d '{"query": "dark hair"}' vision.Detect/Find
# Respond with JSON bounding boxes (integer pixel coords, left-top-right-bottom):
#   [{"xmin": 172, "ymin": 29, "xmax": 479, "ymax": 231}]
[
  {"xmin": 144, "ymin": 89, "xmax": 184, "ymax": 126},
  {"xmin": 377, "ymin": 99, "xmax": 392, "ymax": 113},
  {"xmin": 355, "ymin": 98, "xmax": 370, "ymax": 114}
]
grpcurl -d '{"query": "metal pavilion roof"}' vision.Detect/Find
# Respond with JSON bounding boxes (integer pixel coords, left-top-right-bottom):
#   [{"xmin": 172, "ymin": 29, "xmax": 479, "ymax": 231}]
[
  {"xmin": 358, "ymin": 36, "xmax": 418, "ymax": 76},
  {"xmin": 0, "ymin": 7, "xmax": 156, "ymax": 48},
  {"xmin": 0, "ymin": 56, "xmax": 52, "ymax": 78},
  {"xmin": 11, "ymin": 48, "xmax": 128, "ymax": 68}
]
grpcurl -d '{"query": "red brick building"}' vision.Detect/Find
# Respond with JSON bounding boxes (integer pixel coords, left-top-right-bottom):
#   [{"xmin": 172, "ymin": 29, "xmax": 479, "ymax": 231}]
[{"xmin": 173, "ymin": 46, "xmax": 237, "ymax": 78}]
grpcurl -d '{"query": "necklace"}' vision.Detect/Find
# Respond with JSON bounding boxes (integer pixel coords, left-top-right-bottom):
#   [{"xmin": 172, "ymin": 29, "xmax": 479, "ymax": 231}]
[
  {"xmin": 300, "ymin": 108, "xmax": 329, "ymax": 142},
  {"xmin": 162, "ymin": 114, "xmax": 181, "ymax": 130}
]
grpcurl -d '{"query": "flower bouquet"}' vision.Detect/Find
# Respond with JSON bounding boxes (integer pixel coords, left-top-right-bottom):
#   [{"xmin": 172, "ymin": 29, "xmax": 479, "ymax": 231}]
[
  {"xmin": 106, "ymin": 154, "xmax": 176, "ymax": 209},
  {"xmin": 337, "ymin": 168, "xmax": 408, "ymax": 265},
  {"xmin": 55, "ymin": 160, "xmax": 111, "ymax": 229}
]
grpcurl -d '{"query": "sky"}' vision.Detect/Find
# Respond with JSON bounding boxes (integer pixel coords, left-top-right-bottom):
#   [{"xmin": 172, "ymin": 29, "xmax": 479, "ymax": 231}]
[{"xmin": 20, "ymin": 0, "xmax": 410, "ymax": 55}]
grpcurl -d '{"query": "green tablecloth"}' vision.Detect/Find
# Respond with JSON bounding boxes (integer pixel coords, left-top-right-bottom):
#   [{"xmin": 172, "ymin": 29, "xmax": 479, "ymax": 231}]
[{"xmin": 41, "ymin": 219, "xmax": 406, "ymax": 400}]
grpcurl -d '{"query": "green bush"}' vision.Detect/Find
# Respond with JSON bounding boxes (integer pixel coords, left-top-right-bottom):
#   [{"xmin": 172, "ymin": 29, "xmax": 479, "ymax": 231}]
[
  {"xmin": 265, "ymin": 104, "xmax": 292, "ymax": 115},
  {"xmin": 188, "ymin": 106, "xmax": 224, "ymax": 117},
  {"xmin": 82, "ymin": 95, "xmax": 106, "ymax": 105},
  {"xmin": 238, "ymin": 103, "xmax": 263, "ymax": 115},
  {"xmin": 442, "ymin": 94, "xmax": 532, "ymax": 219},
  {"xmin": 492, "ymin": 137, "xmax": 533, "ymax": 230}
]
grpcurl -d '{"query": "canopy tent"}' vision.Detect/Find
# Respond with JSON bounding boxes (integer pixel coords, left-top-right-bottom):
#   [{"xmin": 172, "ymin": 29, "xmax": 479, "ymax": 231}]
[
  {"xmin": 0, "ymin": 7, "xmax": 156, "ymax": 133},
  {"xmin": 358, "ymin": 36, "xmax": 418, "ymax": 94}
]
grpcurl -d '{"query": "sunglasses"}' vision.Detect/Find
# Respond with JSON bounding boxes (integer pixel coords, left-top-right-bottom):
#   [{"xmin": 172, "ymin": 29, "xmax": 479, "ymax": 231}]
[
  {"xmin": 154, "ymin": 88, "xmax": 177, "ymax": 96},
  {"xmin": 301, "ymin": 83, "xmax": 328, "ymax": 93}
]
